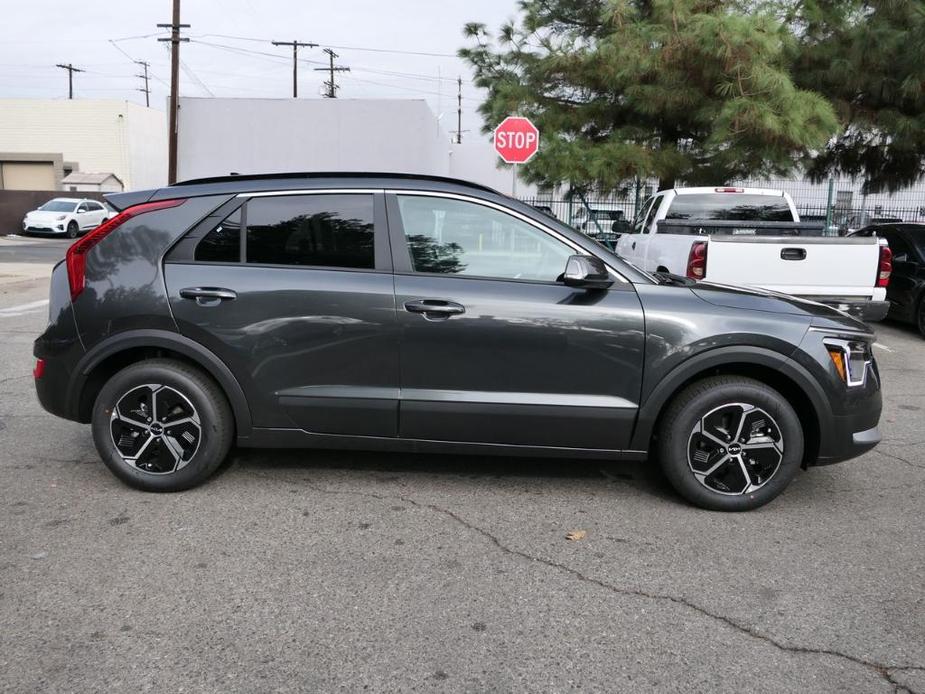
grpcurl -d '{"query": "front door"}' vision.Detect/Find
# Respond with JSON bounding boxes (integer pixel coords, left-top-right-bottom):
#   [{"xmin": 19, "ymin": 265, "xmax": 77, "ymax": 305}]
[
  {"xmin": 388, "ymin": 192, "xmax": 645, "ymax": 451},
  {"xmin": 165, "ymin": 191, "xmax": 399, "ymax": 436}
]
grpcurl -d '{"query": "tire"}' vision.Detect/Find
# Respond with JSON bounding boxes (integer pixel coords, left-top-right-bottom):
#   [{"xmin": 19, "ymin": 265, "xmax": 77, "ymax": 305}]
[
  {"xmin": 917, "ymin": 298, "xmax": 925, "ymax": 338},
  {"xmin": 91, "ymin": 359, "xmax": 234, "ymax": 492},
  {"xmin": 657, "ymin": 376, "xmax": 803, "ymax": 511},
  {"xmin": 66, "ymin": 221, "xmax": 79, "ymax": 239}
]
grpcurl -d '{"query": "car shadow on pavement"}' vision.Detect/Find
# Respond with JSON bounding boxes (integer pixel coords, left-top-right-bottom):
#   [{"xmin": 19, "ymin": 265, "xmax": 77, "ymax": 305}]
[{"xmin": 224, "ymin": 447, "xmax": 679, "ymax": 503}]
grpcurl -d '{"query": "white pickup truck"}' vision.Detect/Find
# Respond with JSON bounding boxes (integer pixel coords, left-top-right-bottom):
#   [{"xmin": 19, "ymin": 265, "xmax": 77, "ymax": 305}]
[{"xmin": 615, "ymin": 187, "xmax": 891, "ymax": 321}]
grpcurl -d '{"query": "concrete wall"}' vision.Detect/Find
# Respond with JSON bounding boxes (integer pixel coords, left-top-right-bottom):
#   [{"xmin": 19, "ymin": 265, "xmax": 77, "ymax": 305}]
[
  {"xmin": 177, "ymin": 97, "xmax": 537, "ymax": 196},
  {"xmin": 177, "ymin": 98, "xmax": 450, "ymax": 180},
  {"xmin": 0, "ymin": 99, "xmax": 167, "ymax": 190}
]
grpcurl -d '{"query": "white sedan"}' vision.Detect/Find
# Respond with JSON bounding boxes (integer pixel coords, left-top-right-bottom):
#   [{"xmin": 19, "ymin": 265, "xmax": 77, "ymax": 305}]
[{"xmin": 22, "ymin": 198, "xmax": 115, "ymax": 238}]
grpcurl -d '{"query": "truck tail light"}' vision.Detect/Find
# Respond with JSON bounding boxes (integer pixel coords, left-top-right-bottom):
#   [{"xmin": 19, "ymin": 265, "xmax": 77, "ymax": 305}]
[
  {"xmin": 686, "ymin": 241, "xmax": 708, "ymax": 280},
  {"xmin": 66, "ymin": 198, "xmax": 185, "ymax": 302},
  {"xmin": 33, "ymin": 358, "xmax": 45, "ymax": 380},
  {"xmin": 876, "ymin": 245, "xmax": 892, "ymax": 288}
]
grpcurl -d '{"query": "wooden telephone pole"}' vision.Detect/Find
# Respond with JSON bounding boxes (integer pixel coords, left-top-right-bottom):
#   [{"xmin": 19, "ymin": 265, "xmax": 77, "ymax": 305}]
[
  {"xmin": 271, "ymin": 39, "xmax": 317, "ymax": 97},
  {"xmin": 158, "ymin": 0, "xmax": 189, "ymax": 184},
  {"xmin": 55, "ymin": 63, "xmax": 84, "ymax": 99},
  {"xmin": 314, "ymin": 48, "xmax": 350, "ymax": 98}
]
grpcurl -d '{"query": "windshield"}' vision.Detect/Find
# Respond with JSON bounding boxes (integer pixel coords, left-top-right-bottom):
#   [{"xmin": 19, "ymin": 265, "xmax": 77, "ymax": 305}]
[
  {"xmin": 666, "ymin": 194, "xmax": 794, "ymax": 222},
  {"xmin": 38, "ymin": 200, "xmax": 76, "ymax": 213}
]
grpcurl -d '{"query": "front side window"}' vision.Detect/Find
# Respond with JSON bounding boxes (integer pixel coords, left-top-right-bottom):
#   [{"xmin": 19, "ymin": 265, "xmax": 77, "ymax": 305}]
[
  {"xmin": 632, "ymin": 197, "xmax": 655, "ymax": 234},
  {"xmin": 397, "ymin": 195, "xmax": 573, "ymax": 282},
  {"xmin": 245, "ymin": 194, "xmax": 374, "ymax": 268}
]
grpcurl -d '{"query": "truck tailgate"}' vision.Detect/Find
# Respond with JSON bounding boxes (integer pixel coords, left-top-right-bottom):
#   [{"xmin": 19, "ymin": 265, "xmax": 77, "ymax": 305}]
[{"xmin": 705, "ymin": 236, "xmax": 881, "ymax": 297}]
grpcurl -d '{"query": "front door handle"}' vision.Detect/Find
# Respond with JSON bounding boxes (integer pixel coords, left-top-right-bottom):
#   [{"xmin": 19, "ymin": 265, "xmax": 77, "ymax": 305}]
[
  {"xmin": 404, "ymin": 299, "xmax": 465, "ymax": 320},
  {"xmin": 179, "ymin": 287, "xmax": 237, "ymax": 305},
  {"xmin": 631, "ymin": 241, "xmax": 637, "ymax": 250}
]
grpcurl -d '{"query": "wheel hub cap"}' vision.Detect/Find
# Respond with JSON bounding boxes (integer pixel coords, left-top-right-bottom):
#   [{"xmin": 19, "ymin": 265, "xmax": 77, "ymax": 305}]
[
  {"xmin": 688, "ymin": 403, "xmax": 784, "ymax": 496},
  {"xmin": 110, "ymin": 384, "xmax": 202, "ymax": 474}
]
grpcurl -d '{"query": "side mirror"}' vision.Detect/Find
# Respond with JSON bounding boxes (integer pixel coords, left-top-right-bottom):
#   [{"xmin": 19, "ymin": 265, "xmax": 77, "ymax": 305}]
[{"xmin": 561, "ymin": 255, "xmax": 613, "ymax": 290}]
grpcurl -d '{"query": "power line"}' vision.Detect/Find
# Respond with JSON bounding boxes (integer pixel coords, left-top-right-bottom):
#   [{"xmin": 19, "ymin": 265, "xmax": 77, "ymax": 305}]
[
  {"xmin": 135, "ymin": 60, "xmax": 151, "ymax": 106},
  {"xmin": 192, "ymin": 33, "xmax": 458, "ymax": 58},
  {"xmin": 55, "ymin": 63, "xmax": 84, "ymax": 99},
  {"xmin": 314, "ymin": 48, "xmax": 349, "ymax": 98},
  {"xmin": 271, "ymin": 39, "xmax": 318, "ymax": 97}
]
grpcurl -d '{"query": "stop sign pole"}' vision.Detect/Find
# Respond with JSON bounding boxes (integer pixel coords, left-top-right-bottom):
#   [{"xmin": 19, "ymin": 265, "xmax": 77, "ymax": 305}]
[{"xmin": 493, "ymin": 116, "xmax": 539, "ymax": 197}]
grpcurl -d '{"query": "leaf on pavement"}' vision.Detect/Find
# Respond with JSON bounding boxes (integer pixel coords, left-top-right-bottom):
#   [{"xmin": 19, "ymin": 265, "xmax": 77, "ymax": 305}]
[{"xmin": 565, "ymin": 530, "xmax": 587, "ymax": 541}]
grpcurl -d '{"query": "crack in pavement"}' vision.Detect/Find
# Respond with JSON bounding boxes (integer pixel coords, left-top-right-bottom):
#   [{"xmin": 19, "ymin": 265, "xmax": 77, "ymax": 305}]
[
  {"xmin": 873, "ymin": 448, "xmax": 925, "ymax": 471},
  {"xmin": 241, "ymin": 467, "xmax": 924, "ymax": 692}
]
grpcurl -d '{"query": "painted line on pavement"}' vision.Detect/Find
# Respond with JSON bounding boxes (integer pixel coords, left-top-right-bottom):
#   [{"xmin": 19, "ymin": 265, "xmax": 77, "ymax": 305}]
[
  {"xmin": 0, "ymin": 299, "xmax": 49, "ymax": 318},
  {"xmin": 873, "ymin": 343, "xmax": 893, "ymax": 353}
]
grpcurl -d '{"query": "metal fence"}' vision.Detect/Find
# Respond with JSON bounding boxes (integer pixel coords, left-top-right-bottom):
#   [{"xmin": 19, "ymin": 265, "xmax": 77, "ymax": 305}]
[{"xmin": 521, "ymin": 177, "xmax": 925, "ymax": 234}]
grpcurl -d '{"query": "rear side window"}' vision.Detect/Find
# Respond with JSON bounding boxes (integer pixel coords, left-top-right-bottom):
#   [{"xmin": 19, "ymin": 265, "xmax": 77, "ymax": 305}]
[
  {"xmin": 196, "ymin": 208, "xmax": 242, "ymax": 262},
  {"xmin": 664, "ymin": 194, "xmax": 794, "ymax": 223},
  {"xmin": 245, "ymin": 194, "xmax": 374, "ymax": 268}
]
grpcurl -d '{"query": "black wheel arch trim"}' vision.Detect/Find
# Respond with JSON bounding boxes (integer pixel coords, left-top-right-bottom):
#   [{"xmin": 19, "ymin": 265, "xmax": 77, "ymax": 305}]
[
  {"xmin": 68, "ymin": 329, "xmax": 253, "ymax": 438},
  {"xmin": 630, "ymin": 345, "xmax": 831, "ymax": 452}
]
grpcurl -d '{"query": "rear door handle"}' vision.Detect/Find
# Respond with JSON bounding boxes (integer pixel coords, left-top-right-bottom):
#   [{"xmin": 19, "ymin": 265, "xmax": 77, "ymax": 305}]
[
  {"xmin": 404, "ymin": 299, "xmax": 465, "ymax": 320},
  {"xmin": 179, "ymin": 287, "xmax": 237, "ymax": 304},
  {"xmin": 780, "ymin": 248, "xmax": 807, "ymax": 261}
]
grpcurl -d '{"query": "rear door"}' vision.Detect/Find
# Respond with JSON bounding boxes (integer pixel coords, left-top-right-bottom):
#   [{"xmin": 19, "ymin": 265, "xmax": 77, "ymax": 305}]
[
  {"xmin": 164, "ymin": 190, "xmax": 400, "ymax": 436},
  {"xmin": 388, "ymin": 191, "xmax": 645, "ymax": 450}
]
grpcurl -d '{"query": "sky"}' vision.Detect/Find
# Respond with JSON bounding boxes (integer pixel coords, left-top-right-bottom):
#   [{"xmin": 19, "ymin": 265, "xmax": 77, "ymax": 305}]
[{"xmin": 0, "ymin": 0, "xmax": 521, "ymax": 141}]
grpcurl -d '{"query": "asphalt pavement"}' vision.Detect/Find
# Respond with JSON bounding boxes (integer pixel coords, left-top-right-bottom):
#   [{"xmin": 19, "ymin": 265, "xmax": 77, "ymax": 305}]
[{"xmin": 0, "ymin": 247, "xmax": 923, "ymax": 693}]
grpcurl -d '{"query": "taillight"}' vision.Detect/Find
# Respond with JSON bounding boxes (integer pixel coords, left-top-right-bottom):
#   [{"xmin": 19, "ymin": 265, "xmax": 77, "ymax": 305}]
[
  {"xmin": 876, "ymin": 245, "xmax": 892, "ymax": 288},
  {"xmin": 65, "ymin": 198, "xmax": 185, "ymax": 302},
  {"xmin": 686, "ymin": 241, "xmax": 708, "ymax": 280},
  {"xmin": 33, "ymin": 358, "xmax": 45, "ymax": 379},
  {"xmin": 714, "ymin": 187, "xmax": 744, "ymax": 193}
]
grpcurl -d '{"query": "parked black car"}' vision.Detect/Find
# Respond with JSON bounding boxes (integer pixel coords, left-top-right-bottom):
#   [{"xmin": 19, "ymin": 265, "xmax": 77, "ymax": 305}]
[
  {"xmin": 850, "ymin": 223, "xmax": 925, "ymax": 335},
  {"xmin": 33, "ymin": 173, "xmax": 882, "ymax": 511}
]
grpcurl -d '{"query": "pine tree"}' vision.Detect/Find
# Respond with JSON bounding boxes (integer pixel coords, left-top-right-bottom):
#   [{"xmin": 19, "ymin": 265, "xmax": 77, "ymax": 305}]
[
  {"xmin": 789, "ymin": 0, "xmax": 925, "ymax": 193},
  {"xmin": 460, "ymin": 0, "xmax": 840, "ymax": 192}
]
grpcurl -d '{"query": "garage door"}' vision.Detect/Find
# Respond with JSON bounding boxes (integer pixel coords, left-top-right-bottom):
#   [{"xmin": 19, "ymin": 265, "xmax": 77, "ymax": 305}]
[{"xmin": 1, "ymin": 162, "xmax": 56, "ymax": 190}]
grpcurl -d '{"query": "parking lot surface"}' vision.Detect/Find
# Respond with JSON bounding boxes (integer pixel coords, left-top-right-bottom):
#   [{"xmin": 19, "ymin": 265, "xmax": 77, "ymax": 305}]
[{"xmin": 1, "ymin": 258, "xmax": 923, "ymax": 692}]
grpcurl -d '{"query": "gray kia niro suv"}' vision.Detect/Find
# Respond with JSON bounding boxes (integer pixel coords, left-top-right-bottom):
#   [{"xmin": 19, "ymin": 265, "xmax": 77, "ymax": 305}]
[{"xmin": 33, "ymin": 173, "xmax": 883, "ymax": 511}]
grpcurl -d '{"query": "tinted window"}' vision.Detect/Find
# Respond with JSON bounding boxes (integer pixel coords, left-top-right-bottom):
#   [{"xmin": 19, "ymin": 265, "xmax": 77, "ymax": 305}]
[
  {"xmin": 87, "ymin": 201, "xmax": 104, "ymax": 211},
  {"xmin": 894, "ymin": 226, "xmax": 925, "ymax": 257},
  {"xmin": 245, "ymin": 194, "xmax": 374, "ymax": 268},
  {"xmin": 397, "ymin": 195, "xmax": 572, "ymax": 282},
  {"xmin": 665, "ymin": 194, "xmax": 794, "ymax": 222},
  {"xmin": 196, "ymin": 208, "xmax": 241, "ymax": 263},
  {"xmin": 881, "ymin": 231, "xmax": 915, "ymax": 263}
]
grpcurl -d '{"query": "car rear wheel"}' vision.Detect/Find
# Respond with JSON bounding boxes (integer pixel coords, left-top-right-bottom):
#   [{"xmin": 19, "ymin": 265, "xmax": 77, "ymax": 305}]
[
  {"xmin": 657, "ymin": 376, "xmax": 803, "ymax": 511},
  {"xmin": 66, "ymin": 221, "xmax": 79, "ymax": 239},
  {"xmin": 917, "ymin": 298, "xmax": 925, "ymax": 337},
  {"xmin": 91, "ymin": 359, "xmax": 234, "ymax": 492}
]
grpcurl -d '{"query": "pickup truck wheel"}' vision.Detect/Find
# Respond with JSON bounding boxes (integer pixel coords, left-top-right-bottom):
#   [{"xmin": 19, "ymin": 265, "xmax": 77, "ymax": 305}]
[
  {"xmin": 657, "ymin": 376, "xmax": 803, "ymax": 511},
  {"xmin": 91, "ymin": 359, "xmax": 234, "ymax": 492}
]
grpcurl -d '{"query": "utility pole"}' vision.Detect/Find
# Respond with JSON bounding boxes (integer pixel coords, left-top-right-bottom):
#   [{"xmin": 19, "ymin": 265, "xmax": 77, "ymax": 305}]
[
  {"xmin": 135, "ymin": 60, "xmax": 151, "ymax": 107},
  {"xmin": 314, "ymin": 48, "xmax": 350, "ymax": 98},
  {"xmin": 158, "ymin": 0, "xmax": 189, "ymax": 185},
  {"xmin": 271, "ymin": 39, "xmax": 317, "ymax": 98},
  {"xmin": 450, "ymin": 76, "xmax": 469, "ymax": 144},
  {"xmin": 55, "ymin": 63, "xmax": 84, "ymax": 99}
]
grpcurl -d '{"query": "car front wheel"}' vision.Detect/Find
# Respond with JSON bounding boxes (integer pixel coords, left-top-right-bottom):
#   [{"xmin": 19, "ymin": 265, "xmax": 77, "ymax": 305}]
[
  {"xmin": 657, "ymin": 376, "xmax": 804, "ymax": 511},
  {"xmin": 66, "ymin": 221, "xmax": 79, "ymax": 238},
  {"xmin": 91, "ymin": 359, "xmax": 234, "ymax": 492}
]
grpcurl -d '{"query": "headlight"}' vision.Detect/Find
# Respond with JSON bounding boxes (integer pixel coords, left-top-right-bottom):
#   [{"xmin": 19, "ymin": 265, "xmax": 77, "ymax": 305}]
[
  {"xmin": 56, "ymin": 215, "xmax": 67, "ymax": 220},
  {"xmin": 825, "ymin": 339, "xmax": 871, "ymax": 387}
]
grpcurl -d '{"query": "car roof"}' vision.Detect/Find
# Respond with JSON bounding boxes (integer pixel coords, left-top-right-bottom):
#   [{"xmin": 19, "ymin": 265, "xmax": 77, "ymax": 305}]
[
  {"xmin": 46, "ymin": 197, "xmax": 83, "ymax": 203},
  {"xmin": 171, "ymin": 171, "xmax": 500, "ymax": 195}
]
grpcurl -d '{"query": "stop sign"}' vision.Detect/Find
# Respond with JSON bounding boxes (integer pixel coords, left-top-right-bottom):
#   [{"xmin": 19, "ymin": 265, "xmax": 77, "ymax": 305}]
[{"xmin": 493, "ymin": 116, "xmax": 539, "ymax": 164}]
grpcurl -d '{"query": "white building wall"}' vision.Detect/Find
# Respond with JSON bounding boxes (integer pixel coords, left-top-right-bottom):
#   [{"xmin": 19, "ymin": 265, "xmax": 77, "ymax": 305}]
[
  {"xmin": 0, "ymin": 99, "xmax": 166, "ymax": 190},
  {"xmin": 177, "ymin": 98, "xmax": 450, "ymax": 180},
  {"xmin": 177, "ymin": 97, "xmax": 537, "ymax": 196}
]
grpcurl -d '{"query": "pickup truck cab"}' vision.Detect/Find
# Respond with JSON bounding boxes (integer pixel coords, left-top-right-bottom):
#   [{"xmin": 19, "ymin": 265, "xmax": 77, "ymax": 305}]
[{"xmin": 616, "ymin": 187, "xmax": 891, "ymax": 321}]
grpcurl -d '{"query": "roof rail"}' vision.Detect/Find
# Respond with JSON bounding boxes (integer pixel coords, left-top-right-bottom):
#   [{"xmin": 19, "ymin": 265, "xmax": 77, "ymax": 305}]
[{"xmin": 173, "ymin": 171, "xmax": 500, "ymax": 194}]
